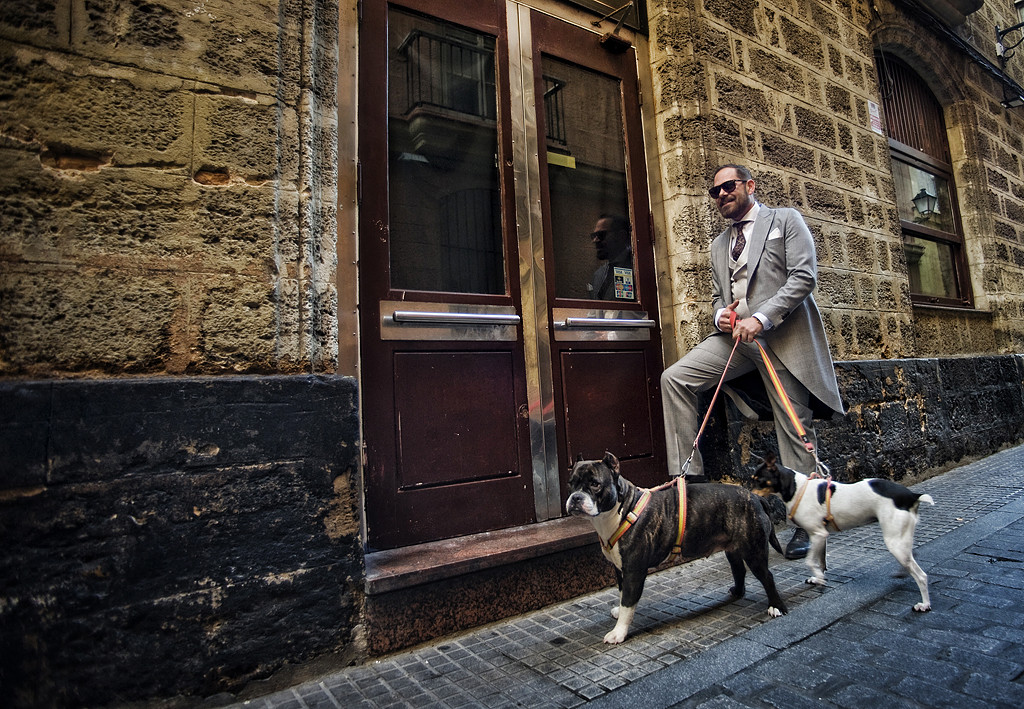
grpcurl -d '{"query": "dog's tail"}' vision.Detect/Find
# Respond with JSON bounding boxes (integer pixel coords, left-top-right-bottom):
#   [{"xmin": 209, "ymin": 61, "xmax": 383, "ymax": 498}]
[
  {"xmin": 916, "ymin": 493, "xmax": 935, "ymax": 508},
  {"xmin": 767, "ymin": 527, "xmax": 784, "ymax": 555}
]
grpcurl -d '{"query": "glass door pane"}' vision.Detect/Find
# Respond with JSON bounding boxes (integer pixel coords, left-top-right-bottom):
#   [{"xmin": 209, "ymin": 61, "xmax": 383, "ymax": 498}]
[
  {"xmin": 542, "ymin": 56, "xmax": 635, "ymax": 302},
  {"xmin": 387, "ymin": 8, "xmax": 506, "ymax": 294}
]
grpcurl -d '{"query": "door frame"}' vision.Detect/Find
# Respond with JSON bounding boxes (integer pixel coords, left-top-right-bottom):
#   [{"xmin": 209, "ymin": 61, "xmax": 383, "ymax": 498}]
[
  {"xmin": 356, "ymin": 0, "xmax": 664, "ymax": 548},
  {"xmin": 528, "ymin": 9, "xmax": 665, "ymax": 501}
]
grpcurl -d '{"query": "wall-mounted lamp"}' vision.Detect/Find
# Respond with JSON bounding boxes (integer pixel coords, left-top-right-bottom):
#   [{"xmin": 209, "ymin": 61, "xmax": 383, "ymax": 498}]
[
  {"xmin": 1002, "ymin": 90, "xmax": 1024, "ymax": 108},
  {"xmin": 996, "ymin": 20, "xmax": 1024, "ymax": 68},
  {"xmin": 912, "ymin": 188, "xmax": 938, "ymax": 218}
]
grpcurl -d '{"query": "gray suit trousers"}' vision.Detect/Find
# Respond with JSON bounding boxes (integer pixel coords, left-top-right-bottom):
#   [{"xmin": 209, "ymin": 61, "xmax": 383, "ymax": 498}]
[{"xmin": 661, "ymin": 334, "xmax": 816, "ymax": 478}]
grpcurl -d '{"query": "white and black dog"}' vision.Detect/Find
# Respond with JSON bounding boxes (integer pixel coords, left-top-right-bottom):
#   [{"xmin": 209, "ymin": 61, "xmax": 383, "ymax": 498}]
[
  {"xmin": 751, "ymin": 453, "xmax": 934, "ymax": 612},
  {"xmin": 566, "ymin": 452, "xmax": 787, "ymax": 644}
]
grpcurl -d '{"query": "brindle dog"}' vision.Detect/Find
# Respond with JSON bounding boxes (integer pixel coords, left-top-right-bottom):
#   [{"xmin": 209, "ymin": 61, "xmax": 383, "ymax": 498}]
[{"xmin": 566, "ymin": 452, "xmax": 787, "ymax": 644}]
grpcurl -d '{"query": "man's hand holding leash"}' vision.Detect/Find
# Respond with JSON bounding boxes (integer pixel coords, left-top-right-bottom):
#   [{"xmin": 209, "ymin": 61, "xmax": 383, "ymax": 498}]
[{"xmin": 718, "ymin": 301, "xmax": 764, "ymax": 343}]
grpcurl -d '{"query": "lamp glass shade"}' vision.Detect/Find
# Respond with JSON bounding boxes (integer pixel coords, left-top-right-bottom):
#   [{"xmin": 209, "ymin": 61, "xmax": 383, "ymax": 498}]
[{"xmin": 912, "ymin": 188, "xmax": 938, "ymax": 216}]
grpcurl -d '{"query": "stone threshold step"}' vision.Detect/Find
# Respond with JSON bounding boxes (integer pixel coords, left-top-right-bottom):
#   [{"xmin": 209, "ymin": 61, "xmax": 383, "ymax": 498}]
[{"xmin": 364, "ymin": 516, "xmax": 597, "ymax": 594}]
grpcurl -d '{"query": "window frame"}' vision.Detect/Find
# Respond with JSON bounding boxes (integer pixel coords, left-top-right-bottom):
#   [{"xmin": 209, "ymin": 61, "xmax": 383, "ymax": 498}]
[
  {"xmin": 361, "ymin": 0, "xmax": 519, "ymax": 307},
  {"xmin": 889, "ymin": 138, "xmax": 973, "ymax": 308},
  {"xmin": 876, "ymin": 51, "xmax": 974, "ymax": 308}
]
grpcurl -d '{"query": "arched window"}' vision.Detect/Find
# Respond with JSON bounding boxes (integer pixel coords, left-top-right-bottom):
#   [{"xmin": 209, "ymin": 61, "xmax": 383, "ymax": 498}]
[{"xmin": 875, "ymin": 51, "xmax": 972, "ymax": 306}]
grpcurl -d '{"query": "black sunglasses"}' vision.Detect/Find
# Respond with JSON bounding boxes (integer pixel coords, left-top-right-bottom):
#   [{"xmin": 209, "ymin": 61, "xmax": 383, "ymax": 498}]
[{"xmin": 708, "ymin": 179, "xmax": 746, "ymax": 199}]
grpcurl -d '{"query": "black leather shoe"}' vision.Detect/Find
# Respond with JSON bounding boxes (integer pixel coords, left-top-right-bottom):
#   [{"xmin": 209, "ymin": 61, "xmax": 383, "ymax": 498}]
[{"xmin": 784, "ymin": 528, "xmax": 810, "ymax": 559}]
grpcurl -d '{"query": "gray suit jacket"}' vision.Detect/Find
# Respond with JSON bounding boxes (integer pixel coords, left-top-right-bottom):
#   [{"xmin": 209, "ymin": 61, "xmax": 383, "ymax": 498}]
[{"xmin": 710, "ymin": 205, "xmax": 844, "ymax": 417}]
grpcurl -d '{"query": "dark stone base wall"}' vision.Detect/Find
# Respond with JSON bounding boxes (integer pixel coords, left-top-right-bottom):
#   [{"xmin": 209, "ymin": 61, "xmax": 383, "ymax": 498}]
[
  {"xmin": 722, "ymin": 355, "xmax": 1024, "ymax": 482},
  {"xmin": 0, "ymin": 375, "xmax": 362, "ymax": 709},
  {"xmin": 2, "ymin": 356, "xmax": 1023, "ymax": 707},
  {"xmin": 364, "ymin": 544, "xmax": 616, "ymax": 657}
]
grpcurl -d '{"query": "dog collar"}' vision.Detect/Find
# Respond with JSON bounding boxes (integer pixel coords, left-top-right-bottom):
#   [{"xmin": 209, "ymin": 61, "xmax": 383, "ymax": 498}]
[
  {"xmin": 789, "ymin": 476, "xmax": 840, "ymax": 532},
  {"xmin": 602, "ymin": 489, "xmax": 652, "ymax": 551},
  {"xmin": 602, "ymin": 478, "xmax": 688, "ymax": 554},
  {"xmin": 667, "ymin": 477, "xmax": 687, "ymax": 558}
]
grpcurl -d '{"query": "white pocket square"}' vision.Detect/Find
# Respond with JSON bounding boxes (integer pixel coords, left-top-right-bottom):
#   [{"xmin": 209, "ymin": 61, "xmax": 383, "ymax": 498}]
[{"xmin": 767, "ymin": 228, "xmax": 783, "ymax": 241}]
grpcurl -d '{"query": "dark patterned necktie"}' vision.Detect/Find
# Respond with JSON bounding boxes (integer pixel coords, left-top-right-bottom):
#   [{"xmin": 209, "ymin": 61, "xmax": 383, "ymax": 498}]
[{"xmin": 731, "ymin": 221, "xmax": 749, "ymax": 260}]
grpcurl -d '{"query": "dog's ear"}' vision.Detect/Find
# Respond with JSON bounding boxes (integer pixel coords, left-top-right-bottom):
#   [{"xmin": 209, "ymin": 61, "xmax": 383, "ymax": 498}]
[
  {"xmin": 616, "ymin": 471, "xmax": 628, "ymax": 498},
  {"xmin": 575, "ymin": 452, "xmax": 584, "ymax": 463},
  {"xmin": 778, "ymin": 466, "xmax": 796, "ymax": 499},
  {"xmin": 602, "ymin": 451, "xmax": 620, "ymax": 472},
  {"xmin": 764, "ymin": 452, "xmax": 777, "ymax": 468}
]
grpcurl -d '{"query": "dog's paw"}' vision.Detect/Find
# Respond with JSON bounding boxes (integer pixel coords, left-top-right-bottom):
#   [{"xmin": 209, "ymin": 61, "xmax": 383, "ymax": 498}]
[
  {"xmin": 728, "ymin": 585, "xmax": 745, "ymax": 599},
  {"xmin": 603, "ymin": 628, "xmax": 628, "ymax": 644},
  {"xmin": 805, "ymin": 576, "xmax": 826, "ymax": 586},
  {"xmin": 767, "ymin": 606, "xmax": 784, "ymax": 618},
  {"xmin": 913, "ymin": 602, "xmax": 932, "ymax": 612}
]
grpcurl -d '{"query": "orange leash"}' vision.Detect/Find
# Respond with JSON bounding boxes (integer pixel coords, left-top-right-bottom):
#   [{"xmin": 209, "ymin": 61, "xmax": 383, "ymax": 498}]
[
  {"xmin": 680, "ymin": 313, "xmax": 828, "ymax": 478},
  {"xmin": 753, "ymin": 340, "xmax": 814, "ymax": 454},
  {"xmin": 752, "ymin": 339, "xmax": 829, "ymax": 478}
]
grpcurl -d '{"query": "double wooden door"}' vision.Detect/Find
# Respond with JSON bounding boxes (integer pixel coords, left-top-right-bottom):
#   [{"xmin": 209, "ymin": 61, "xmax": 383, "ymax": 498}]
[{"xmin": 359, "ymin": 0, "xmax": 665, "ymax": 550}]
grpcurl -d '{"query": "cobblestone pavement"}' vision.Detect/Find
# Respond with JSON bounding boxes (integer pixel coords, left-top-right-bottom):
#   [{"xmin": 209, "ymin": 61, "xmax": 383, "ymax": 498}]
[{"xmin": 232, "ymin": 445, "xmax": 1024, "ymax": 708}]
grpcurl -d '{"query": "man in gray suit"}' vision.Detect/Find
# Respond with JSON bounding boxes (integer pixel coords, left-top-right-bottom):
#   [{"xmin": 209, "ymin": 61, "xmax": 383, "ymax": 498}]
[{"xmin": 660, "ymin": 164, "xmax": 844, "ymax": 557}]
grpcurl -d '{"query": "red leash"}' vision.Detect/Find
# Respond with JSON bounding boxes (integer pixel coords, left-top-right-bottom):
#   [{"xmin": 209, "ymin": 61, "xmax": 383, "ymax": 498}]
[{"xmin": 679, "ymin": 313, "xmax": 741, "ymax": 477}]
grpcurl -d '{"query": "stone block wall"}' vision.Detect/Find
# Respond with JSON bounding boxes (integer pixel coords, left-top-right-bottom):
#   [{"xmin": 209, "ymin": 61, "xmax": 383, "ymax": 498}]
[
  {"xmin": 0, "ymin": 375, "xmax": 362, "ymax": 708},
  {"xmin": 0, "ymin": 0, "xmax": 340, "ymax": 377},
  {"xmin": 648, "ymin": 0, "xmax": 1024, "ymax": 359},
  {"xmin": 649, "ymin": 0, "xmax": 915, "ymax": 359},
  {"xmin": 874, "ymin": 0, "xmax": 1024, "ymax": 353},
  {"xmin": 0, "ymin": 6, "xmax": 356, "ymax": 704}
]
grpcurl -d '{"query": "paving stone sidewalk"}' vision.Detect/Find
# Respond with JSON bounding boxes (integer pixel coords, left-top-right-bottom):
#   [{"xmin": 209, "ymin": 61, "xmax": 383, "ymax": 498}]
[{"xmin": 233, "ymin": 445, "xmax": 1024, "ymax": 709}]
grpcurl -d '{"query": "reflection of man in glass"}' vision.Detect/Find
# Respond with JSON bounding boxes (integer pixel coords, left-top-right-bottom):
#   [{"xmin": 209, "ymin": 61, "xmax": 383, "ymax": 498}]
[{"xmin": 588, "ymin": 214, "xmax": 634, "ymax": 301}]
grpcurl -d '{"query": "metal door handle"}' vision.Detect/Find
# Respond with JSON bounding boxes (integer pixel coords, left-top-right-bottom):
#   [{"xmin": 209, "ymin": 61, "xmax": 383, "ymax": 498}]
[
  {"xmin": 556, "ymin": 317, "xmax": 656, "ymax": 329},
  {"xmin": 392, "ymin": 311, "xmax": 522, "ymax": 326}
]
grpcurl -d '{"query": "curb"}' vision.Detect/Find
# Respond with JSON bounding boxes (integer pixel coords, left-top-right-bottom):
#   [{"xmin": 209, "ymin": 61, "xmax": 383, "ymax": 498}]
[{"xmin": 586, "ymin": 494, "xmax": 1024, "ymax": 708}]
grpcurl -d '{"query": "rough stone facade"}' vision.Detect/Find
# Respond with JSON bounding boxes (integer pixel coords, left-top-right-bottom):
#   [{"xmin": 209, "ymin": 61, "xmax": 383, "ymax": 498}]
[
  {"xmin": 648, "ymin": 0, "xmax": 1024, "ymax": 360},
  {"xmin": 874, "ymin": 0, "xmax": 1024, "ymax": 354},
  {"xmin": 2, "ymin": 0, "xmax": 1024, "ymax": 706},
  {"xmin": 0, "ymin": 0, "xmax": 339, "ymax": 376},
  {"xmin": 0, "ymin": 375, "xmax": 361, "ymax": 708},
  {"xmin": 0, "ymin": 2, "xmax": 358, "ymax": 707}
]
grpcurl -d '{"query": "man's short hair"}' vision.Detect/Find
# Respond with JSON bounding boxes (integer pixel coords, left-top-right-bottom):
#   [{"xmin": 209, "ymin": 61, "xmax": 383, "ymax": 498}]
[
  {"xmin": 711, "ymin": 164, "xmax": 753, "ymax": 182},
  {"xmin": 598, "ymin": 213, "xmax": 631, "ymax": 234}
]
